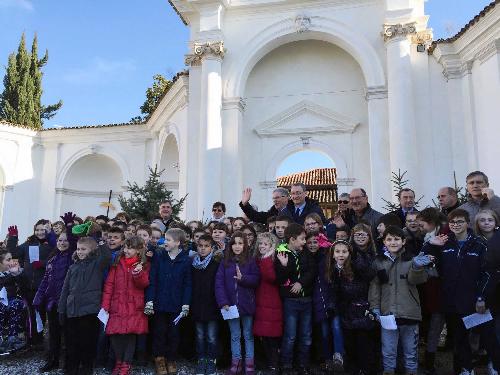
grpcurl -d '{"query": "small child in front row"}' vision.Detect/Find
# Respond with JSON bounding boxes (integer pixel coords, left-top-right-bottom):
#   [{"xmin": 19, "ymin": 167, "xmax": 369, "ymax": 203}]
[
  {"xmin": 253, "ymin": 232, "xmax": 282, "ymax": 374},
  {"xmin": 101, "ymin": 236, "xmax": 150, "ymax": 375},
  {"xmin": 145, "ymin": 228, "xmax": 192, "ymax": 375},
  {"xmin": 58, "ymin": 237, "xmax": 112, "ymax": 375},
  {"xmin": 191, "ymin": 234, "xmax": 221, "ymax": 375},
  {"xmin": 215, "ymin": 231, "xmax": 260, "ymax": 375},
  {"xmin": 368, "ymin": 226, "xmax": 431, "ymax": 375}
]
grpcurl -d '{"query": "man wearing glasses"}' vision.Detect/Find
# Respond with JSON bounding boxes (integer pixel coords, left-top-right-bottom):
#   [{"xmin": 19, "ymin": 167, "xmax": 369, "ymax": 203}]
[
  {"xmin": 210, "ymin": 201, "xmax": 226, "ymax": 222},
  {"xmin": 459, "ymin": 171, "xmax": 500, "ymax": 223},
  {"xmin": 239, "ymin": 187, "xmax": 292, "ymax": 224},
  {"xmin": 347, "ymin": 188, "xmax": 383, "ymax": 231}
]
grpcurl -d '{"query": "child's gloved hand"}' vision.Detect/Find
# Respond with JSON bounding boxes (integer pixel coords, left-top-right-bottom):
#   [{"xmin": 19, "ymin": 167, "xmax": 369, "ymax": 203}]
[
  {"xmin": 8, "ymin": 225, "xmax": 18, "ymax": 237},
  {"xmin": 61, "ymin": 212, "xmax": 76, "ymax": 226},
  {"xmin": 181, "ymin": 305, "xmax": 190, "ymax": 317},
  {"xmin": 144, "ymin": 301, "xmax": 154, "ymax": 316},
  {"xmin": 32, "ymin": 261, "xmax": 43, "ymax": 270},
  {"xmin": 412, "ymin": 252, "xmax": 434, "ymax": 268}
]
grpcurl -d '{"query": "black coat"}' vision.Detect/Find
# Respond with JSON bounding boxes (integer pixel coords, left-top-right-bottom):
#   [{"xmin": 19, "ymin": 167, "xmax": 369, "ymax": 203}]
[
  {"xmin": 275, "ymin": 245, "xmax": 317, "ymax": 299},
  {"xmin": 486, "ymin": 231, "xmax": 500, "ymax": 314},
  {"xmin": 334, "ymin": 247, "xmax": 376, "ymax": 330},
  {"xmin": 0, "ymin": 270, "xmax": 29, "ymax": 299},
  {"xmin": 239, "ymin": 201, "xmax": 293, "ymax": 224},
  {"xmin": 287, "ymin": 197, "xmax": 327, "ymax": 226},
  {"xmin": 7, "ymin": 235, "xmax": 53, "ymax": 292},
  {"xmin": 389, "ymin": 208, "xmax": 418, "ymax": 228},
  {"xmin": 191, "ymin": 258, "xmax": 221, "ymax": 322}
]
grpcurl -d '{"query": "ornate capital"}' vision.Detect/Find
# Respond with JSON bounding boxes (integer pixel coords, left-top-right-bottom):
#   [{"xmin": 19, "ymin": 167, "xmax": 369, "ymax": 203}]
[
  {"xmin": 383, "ymin": 22, "xmax": 417, "ymax": 42},
  {"xmin": 442, "ymin": 59, "xmax": 473, "ymax": 80},
  {"xmin": 411, "ymin": 30, "xmax": 433, "ymax": 47},
  {"xmin": 185, "ymin": 41, "xmax": 225, "ymax": 66},
  {"xmin": 294, "ymin": 15, "xmax": 311, "ymax": 33}
]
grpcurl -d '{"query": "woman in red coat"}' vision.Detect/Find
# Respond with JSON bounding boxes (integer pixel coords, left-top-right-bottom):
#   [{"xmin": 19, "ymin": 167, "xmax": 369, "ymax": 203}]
[
  {"xmin": 101, "ymin": 236, "xmax": 150, "ymax": 375},
  {"xmin": 253, "ymin": 232, "xmax": 282, "ymax": 374}
]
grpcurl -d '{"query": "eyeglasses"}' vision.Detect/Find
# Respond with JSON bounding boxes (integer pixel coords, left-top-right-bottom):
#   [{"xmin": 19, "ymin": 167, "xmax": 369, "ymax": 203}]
[
  {"xmin": 338, "ymin": 200, "xmax": 349, "ymax": 204},
  {"xmin": 353, "ymin": 233, "xmax": 368, "ymax": 238},
  {"xmin": 272, "ymin": 195, "xmax": 287, "ymax": 201},
  {"xmin": 212, "ymin": 208, "xmax": 223, "ymax": 212},
  {"xmin": 449, "ymin": 220, "xmax": 466, "ymax": 225}
]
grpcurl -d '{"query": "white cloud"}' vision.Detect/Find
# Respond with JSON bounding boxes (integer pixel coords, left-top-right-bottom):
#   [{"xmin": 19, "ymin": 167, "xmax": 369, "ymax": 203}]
[
  {"xmin": 63, "ymin": 57, "xmax": 136, "ymax": 85},
  {"xmin": 0, "ymin": 0, "xmax": 34, "ymax": 11}
]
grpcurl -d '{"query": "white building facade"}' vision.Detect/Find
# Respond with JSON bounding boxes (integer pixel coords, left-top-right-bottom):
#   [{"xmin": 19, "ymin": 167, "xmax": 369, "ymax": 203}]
[{"xmin": 1, "ymin": 0, "xmax": 499, "ymax": 235}]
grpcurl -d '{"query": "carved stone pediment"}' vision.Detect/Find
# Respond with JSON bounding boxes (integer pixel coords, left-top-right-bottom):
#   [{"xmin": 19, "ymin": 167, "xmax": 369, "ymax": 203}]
[{"xmin": 254, "ymin": 100, "xmax": 358, "ymax": 138}]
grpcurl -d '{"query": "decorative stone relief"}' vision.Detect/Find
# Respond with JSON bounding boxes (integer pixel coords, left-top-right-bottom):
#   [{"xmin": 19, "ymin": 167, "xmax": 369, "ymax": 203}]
[
  {"xmin": 185, "ymin": 41, "xmax": 225, "ymax": 66},
  {"xmin": 383, "ymin": 23, "xmax": 417, "ymax": 42},
  {"xmin": 294, "ymin": 15, "xmax": 311, "ymax": 33},
  {"xmin": 411, "ymin": 30, "xmax": 433, "ymax": 48}
]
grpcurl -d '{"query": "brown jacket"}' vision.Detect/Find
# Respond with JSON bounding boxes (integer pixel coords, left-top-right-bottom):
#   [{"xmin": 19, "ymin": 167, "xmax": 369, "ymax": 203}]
[{"xmin": 369, "ymin": 249, "xmax": 428, "ymax": 321}]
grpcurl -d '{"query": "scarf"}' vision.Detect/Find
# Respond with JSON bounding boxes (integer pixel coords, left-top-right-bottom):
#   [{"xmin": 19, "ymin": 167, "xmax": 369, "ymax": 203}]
[
  {"xmin": 192, "ymin": 251, "xmax": 213, "ymax": 270},
  {"xmin": 316, "ymin": 233, "xmax": 333, "ymax": 248},
  {"xmin": 124, "ymin": 256, "xmax": 139, "ymax": 269}
]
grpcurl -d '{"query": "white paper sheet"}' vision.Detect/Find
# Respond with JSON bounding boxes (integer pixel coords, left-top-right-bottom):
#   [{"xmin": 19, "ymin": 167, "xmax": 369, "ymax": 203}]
[
  {"xmin": 462, "ymin": 310, "xmax": 493, "ymax": 330},
  {"xmin": 28, "ymin": 246, "xmax": 40, "ymax": 263},
  {"xmin": 35, "ymin": 310, "xmax": 44, "ymax": 333},
  {"xmin": 220, "ymin": 305, "xmax": 239, "ymax": 320},
  {"xmin": 173, "ymin": 312, "xmax": 184, "ymax": 326},
  {"xmin": 97, "ymin": 308, "xmax": 109, "ymax": 329},
  {"xmin": 0, "ymin": 287, "xmax": 8, "ymax": 306},
  {"xmin": 380, "ymin": 314, "xmax": 398, "ymax": 330}
]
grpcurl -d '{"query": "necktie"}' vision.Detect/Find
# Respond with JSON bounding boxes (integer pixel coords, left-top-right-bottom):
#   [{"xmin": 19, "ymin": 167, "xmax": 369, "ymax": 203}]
[{"xmin": 295, "ymin": 207, "xmax": 300, "ymax": 217}]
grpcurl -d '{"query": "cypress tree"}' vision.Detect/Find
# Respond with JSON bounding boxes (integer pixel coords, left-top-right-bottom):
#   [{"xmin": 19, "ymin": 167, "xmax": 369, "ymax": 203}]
[{"xmin": 0, "ymin": 33, "xmax": 62, "ymax": 129}]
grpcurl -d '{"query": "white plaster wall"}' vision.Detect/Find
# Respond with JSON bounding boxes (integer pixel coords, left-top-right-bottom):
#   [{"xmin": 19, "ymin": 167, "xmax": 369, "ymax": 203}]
[{"xmin": 242, "ymin": 40, "xmax": 369, "ymax": 210}]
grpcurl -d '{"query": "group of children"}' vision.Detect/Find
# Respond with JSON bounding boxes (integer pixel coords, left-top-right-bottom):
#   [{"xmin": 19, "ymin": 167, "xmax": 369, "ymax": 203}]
[{"xmin": 0, "ymin": 204, "xmax": 499, "ymax": 375}]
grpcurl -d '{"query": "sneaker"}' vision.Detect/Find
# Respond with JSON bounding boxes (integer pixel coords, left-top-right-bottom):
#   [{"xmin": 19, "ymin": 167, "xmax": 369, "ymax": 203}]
[
  {"xmin": 333, "ymin": 352, "xmax": 344, "ymax": 371},
  {"xmin": 195, "ymin": 358, "xmax": 206, "ymax": 375},
  {"xmin": 206, "ymin": 359, "xmax": 217, "ymax": 375},
  {"xmin": 488, "ymin": 362, "xmax": 499, "ymax": 375}
]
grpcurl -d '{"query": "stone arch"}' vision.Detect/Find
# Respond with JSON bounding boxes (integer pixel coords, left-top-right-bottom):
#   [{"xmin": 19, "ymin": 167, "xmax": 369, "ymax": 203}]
[
  {"xmin": 264, "ymin": 139, "xmax": 348, "ymax": 183},
  {"xmin": 158, "ymin": 133, "xmax": 180, "ymax": 198},
  {"xmin": 56, "ymin": 149, "xmax": 128, "ymax": 218},
  {"xmin": 224, "ymin": 16, "xmax": 386, "ymax": 98}
]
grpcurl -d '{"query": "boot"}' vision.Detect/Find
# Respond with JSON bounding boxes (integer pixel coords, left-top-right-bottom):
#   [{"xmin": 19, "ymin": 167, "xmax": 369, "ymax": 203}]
[
  {"xmin": 39, "ymin": 357, "xmax": 59, "ymax": 372},
  {"xmin": 119, "ymin": 362, "xmax": 132, "ymax": 375},
  {"xmin": 225, "ymin": 358, "xmax": 243, "ymax": 375},
  {"xmin": 154, "ymin": 357, "xmax": 168, "ymax": 375},
  {"xmin": 112, "ymin": 360, "xmax": 122, "ymax": 375},
  {"xmin": 167, "ymin": 360, "xmax": 177, "ymax": 374},
  {"xmin": 424, "ymin": 351, "xmax": 436, "ymax": 375},
  {"xmin": 245, "ymin": 358, "xmax": 255, "ymax": 375}
]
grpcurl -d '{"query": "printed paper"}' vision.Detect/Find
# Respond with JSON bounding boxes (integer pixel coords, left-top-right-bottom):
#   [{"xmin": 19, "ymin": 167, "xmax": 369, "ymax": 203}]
[
  {"xmin": 29, "ymin": 246, "xmax": 40, "ymax": 263},
  {"xmin": 380, "ymin": 314, "xmax": 398, "ymax": 330},
  {"xmin": 97, "ymin": 308, "xmax": 109, "ymax": 329},
  {"xmin": 462, "ymin": 310, "xmax": 493, "ymax": 330},
  {"xmin": 220, "ymin": 305, "xmax": 239, "ymax": 320}
]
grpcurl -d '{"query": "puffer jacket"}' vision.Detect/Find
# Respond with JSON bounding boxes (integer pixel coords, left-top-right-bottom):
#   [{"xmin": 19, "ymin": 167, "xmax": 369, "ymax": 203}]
[
  {"xmin": 335, "ymin": 248, "xmax": 376, "ymax": 330},
  {"xmin": 253, "ymin": 256, "xmax": 282, "ymax": 337},
  {"xmin": 369, "ymin": 248, "xmax": 428, "ymax": 321},
  {"xmin": 0, "ymin": 269, "xmax": 29, "ymax": 299},
  {"xmin": 58, "ymin": 248, "xmax": 112, "ymax": 318},
  {"xmin": 145, "ymin": 249, "xmax": 192, "ymax": 313},
  {"xmin": 101, "ymin": 257, "xmax": 150, "ymax": 335},
  {"xmin": 191, "ymin": 257, "xmax": 221, "ymax": 322},
  {"xmin": 215, "ymin": 258, "xmax": 260, "ymax": 316}
]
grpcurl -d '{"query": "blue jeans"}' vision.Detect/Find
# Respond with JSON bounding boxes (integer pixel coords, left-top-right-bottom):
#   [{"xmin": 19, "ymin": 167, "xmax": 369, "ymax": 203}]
[
  {"xmin": 495, "ymin": 313, "xmax": 500, "ymax": 343},
  {"xmin": 195, "ymin": 320, "xmax": 218, "ymax": 360},
  {"xmin": 281, "ymin": 298, "xmax": 312, "ymax": 367},
  {"xmin": 381, "ymin": 324, "xmax": 419, "ymax": 372},
  {"xmin": 320, "ymin": 315, "xmax": 344, "ymax": 359},
  {"xmin": 227, "ymin": 315, "xmax": 254, "ymax": 360}
]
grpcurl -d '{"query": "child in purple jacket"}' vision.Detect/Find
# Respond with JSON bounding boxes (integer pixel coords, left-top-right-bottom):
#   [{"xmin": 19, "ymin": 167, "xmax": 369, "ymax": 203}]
[{"xmin": 215, "ymin": 231, "xmax": 260, "ymax": 375}]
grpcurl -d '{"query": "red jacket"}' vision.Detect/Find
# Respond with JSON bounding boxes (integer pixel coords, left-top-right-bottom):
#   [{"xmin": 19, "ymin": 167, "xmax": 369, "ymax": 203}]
[
  {"xmin": 101, "ymin": 257, "xmax": 150, "ymax": 335},
  {"xmin": 253, "ymin": 256, "xmax": 282, "ymax": 337}
]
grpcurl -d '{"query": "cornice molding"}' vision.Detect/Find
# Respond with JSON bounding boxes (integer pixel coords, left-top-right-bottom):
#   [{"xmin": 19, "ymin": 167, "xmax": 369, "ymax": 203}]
[
  {"xmin": 185, "ymin": 41, "xmax": 225, "ymax": 66},
  {"xmin": 365, "ymin": 85, "xmax": 388, "ymax": 100},
  {"xmin": 55, "ymin": 188, "xmax": 123, "ymax": 198},
  {"xmin": 222, "ymin": 97, "xmax": 246, "ymax": 112},
  {"xmin": 259, "ymin": 181, "xmax": 277, "ymax": 189},
  {"xmin": 254, "ymin": 100, "xmax": 359, "ymax": 138},
  {"xmin": 475, "ymin": 38, "xmax": 500, "ymax": 63}
]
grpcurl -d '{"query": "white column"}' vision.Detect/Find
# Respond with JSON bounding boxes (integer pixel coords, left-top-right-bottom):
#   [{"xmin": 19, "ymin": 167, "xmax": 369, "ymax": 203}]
[
  {"xmin": 384, "ymin": 24, "xmax": 419, "ymax": 194},
  {"xmin": 365, "ymin": 86, "xmax": 392, "ymax": 210},
  {"xmin": 37, "ymin": 143, "xmax": 60, "ymax": 219},
  {"xmin": 221, "ymin": 97, "xmax": 244, "ymax": 216},
  {"xmin": 186, "ymin": 41, "xmax": 225, "ymax": 220}
]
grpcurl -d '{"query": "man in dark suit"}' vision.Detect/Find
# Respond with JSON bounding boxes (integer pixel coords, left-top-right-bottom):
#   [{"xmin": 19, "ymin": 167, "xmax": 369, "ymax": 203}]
[{"xmin": 390, "ymin": 188, "xmax": 418, "ymax": 227}]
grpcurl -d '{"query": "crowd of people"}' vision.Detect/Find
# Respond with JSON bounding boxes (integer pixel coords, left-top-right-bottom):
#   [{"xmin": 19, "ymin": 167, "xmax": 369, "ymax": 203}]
[{"xmin": 0, "ymin": 170, "xmax": 499, "ymax": 375}]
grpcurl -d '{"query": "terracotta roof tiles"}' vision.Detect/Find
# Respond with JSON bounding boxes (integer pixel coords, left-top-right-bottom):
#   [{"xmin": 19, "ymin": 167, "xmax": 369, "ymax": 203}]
[{"xmin": 277, "ymin": 168, "xmax": 337, "ymax": 204}]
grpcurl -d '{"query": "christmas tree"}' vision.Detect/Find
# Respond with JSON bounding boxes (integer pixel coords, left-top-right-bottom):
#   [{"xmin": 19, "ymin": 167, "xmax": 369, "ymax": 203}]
[{"xmin": 118, "ymin": 165, "xmax": 186, "ymax": 222}]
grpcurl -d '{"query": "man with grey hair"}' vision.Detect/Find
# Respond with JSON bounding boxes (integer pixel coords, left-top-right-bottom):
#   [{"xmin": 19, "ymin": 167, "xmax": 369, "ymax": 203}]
[
  {"xmin": 459, "ymin": 170, "xmax": 500, "ymax": 223},
  {"xmin": 239, "ymin": 186, "xmax": 292, "ymax": 224}
]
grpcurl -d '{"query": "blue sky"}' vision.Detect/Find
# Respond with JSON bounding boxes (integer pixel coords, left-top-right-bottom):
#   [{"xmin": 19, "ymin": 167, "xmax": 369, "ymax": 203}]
[{"xmin": 0, "ymin": 0, "xmax": 493, "ymax": 176}]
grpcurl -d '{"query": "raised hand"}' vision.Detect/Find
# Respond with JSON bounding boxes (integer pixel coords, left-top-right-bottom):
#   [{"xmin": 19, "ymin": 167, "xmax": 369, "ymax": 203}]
[
  {"xmin": 8, "ymin": 225, "xmax": 18, "ymax": 237},
  {"xmin": 482, "ymin": 188, "xmax": 494, "ymax": 201},
  {"xmin": 429, "ymin": 234, "xmax": 448, "ymax": 246},
  {"xmin": 61, "ymin": 212, "xmax": 76, "ymax": 226},
  {"xmin": 241, "ymin": 187, "xmax": 252, "ymax": 205},
  {"xmin": 277, "ymin": 252, "xmax": 288, "ymax": 267}
]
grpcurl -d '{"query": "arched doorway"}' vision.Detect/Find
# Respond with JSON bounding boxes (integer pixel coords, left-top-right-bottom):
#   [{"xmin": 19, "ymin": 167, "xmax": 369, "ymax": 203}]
[
  {"xmin": 60, "ymin": 154, "xmax": 124, "ymax": 218},
  {"xmin": 158, "ymin": 134, "xmax": 180, "ymax": 199},
  {"xmin": 276, "ymin": 150, "xmax": 338, "ymax": 218}
]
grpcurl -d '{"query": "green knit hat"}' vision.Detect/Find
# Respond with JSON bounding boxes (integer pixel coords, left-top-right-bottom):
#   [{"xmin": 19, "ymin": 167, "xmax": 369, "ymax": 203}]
[{"xmin": 72, "ymin": 221, "xmax": 93, "ymax": 236}]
